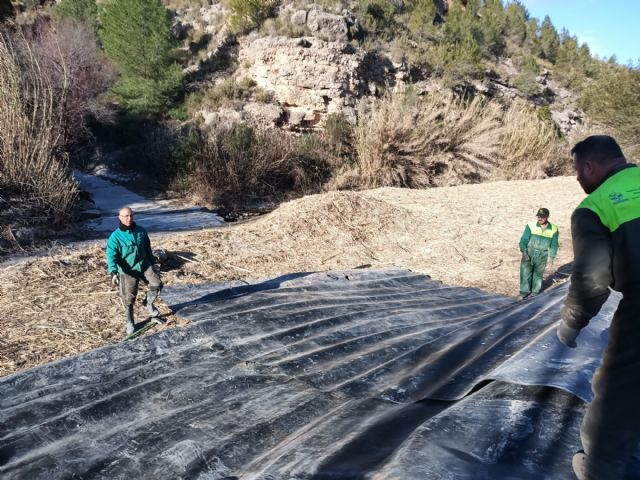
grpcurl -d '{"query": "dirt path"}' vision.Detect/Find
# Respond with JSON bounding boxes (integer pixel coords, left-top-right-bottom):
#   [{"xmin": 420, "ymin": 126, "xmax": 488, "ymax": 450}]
[
  {"xmin": 0, "ymin": 176, "xmax": 584, "ymax": 377},
  {"xmin": 74, "ymin": 170, "xmax": 224, "ymax": 233}
]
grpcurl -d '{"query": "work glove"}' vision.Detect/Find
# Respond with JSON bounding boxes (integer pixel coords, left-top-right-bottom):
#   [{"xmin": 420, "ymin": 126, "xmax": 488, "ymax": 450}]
[
  {"xmin": 110, "ymin": 272, "xmax": 119, "ymax": 286},
  {"xmin": 152, "ymin": 264, "xmax": 161, "ymax": 276},
  {"xmin": 549, "ymin": 257, "xmax": 555, "ymax": 266},
  {"xmin": 521, "ymin": 251, "xmax": 530, "ymax": 262},
  {"xmin": 556, "ymin": 320, "xmax": 580, "ymax": 348}
]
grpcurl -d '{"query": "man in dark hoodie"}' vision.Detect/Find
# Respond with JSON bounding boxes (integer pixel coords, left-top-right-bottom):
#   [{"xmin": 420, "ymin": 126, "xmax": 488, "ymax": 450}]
[
  {"xmin": 106, "ymin": 207, "xmax": 163, "ymax": 334},
  {"xmin": 556, "ymin": 135, "xmax": 640, "ymax": 480}
]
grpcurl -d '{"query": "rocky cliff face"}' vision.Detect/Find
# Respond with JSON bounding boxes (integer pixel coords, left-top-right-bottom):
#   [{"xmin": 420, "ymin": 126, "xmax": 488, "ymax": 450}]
[
  {"xmin": 177, "ymin": 0, "xmax": 583, "ymax": 134},
  {"xmin": 239, "ymin": 36, "xmax": 367, "ymax": 128}
]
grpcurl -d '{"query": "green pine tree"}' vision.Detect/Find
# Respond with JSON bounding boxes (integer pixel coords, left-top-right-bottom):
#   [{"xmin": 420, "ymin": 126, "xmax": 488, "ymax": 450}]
[
  {"xmin": 580, "ymin": 64, "xmax": 640, "ymax": 154},
  {"xmin": 504, "ymin": 1, "xmax": 528, "ymax": 47},
  {"xmin": 539, "ymin": 15, "xmax": 560, "ymax": 62},
  {"xmin": 525, "ymin": 17, "xmax": 541, "ymax": 57},
  {"xmin": 478, "ymin": 0, "xmax": 506, "ymax": 58},
  {"xmin": 55, "ymin": 0, "xmax": 98, "ymax": 30},
  {"xmin": 0, "ymin": 0, "xmax": 14, "ymax": 22},
  {"xmin": 226, "ymin": 0, "xmax": 278, "ymax": 33},
  {"xmin": 408, "ymin": 0, "xmax": 437, "ymax": 38},
  {"xmin": 99, "ymin": 0, "xmax": 182, "ymax": 115}
]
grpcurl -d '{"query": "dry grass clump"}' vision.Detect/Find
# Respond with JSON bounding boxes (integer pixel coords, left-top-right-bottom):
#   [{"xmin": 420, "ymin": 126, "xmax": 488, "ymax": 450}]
[
  {"xmin": 185, "ymin": 124, "xmax": 333, "ymax": 207},
  {"xmin": 333, "ymin": 89, "xmax": 503, "ymax": 189},
  {"xmin": 0, "ymin": 244, "xmax": 188, "ymax": 377},
  {"xmin": 496, "ymin": 101, "xmax": 570, "ymax": 179},
  {"xmin": 0, "ymin": 31, "xmax": 77, "ymax": 226}
]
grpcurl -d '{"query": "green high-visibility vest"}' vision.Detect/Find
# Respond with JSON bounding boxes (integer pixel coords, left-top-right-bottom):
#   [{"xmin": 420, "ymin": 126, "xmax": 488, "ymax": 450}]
[
  {"xmin": 527, "ymin": 221, "xmax": 558, "ymax": 238},
  {"xmin": 578, "ymin": 167, "xmax": 640, "ymax": 232}
]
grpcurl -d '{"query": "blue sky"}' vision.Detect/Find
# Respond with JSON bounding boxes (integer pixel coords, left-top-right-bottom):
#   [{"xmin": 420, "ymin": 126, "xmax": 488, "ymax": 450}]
[{"xmin": 516, "ymin": 0, "xmax": 639, "ymax": 65}]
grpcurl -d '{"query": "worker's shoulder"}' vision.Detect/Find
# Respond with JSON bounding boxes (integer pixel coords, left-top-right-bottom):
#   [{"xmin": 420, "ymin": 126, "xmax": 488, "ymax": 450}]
[
  {"xmin": 133, "ymin": 224, "xmax": 149, "ymax": 236},
  {"xmin": 570, "ymin": 206, "xmax": 606, "ymax": 231},
  {"xmin": 107, "ymin": 228, "xmax": 122, "ymax": 242}
]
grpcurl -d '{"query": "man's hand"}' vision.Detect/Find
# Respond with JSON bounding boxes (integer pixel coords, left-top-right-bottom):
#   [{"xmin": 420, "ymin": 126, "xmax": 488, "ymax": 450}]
[
  {"xmin": 111, "ymin": 272, "xmax": 119, "ymax": 286},
  {"xmin": 549, "ymin": 257, "xmax": 556, "ymax": 266},
  {"xmin": 521, "ymin": 251, "xmax": 530, "ymax": 262},
  {"xmin": 556, "ymin": 320, "xmax": 580, "ymax": 348}
]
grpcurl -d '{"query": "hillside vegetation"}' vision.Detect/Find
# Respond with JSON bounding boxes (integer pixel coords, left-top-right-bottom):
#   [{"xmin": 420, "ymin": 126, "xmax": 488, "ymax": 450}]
[{"xmin": 0, "ymin": 0, "xmax": 638, "ymax": 251}]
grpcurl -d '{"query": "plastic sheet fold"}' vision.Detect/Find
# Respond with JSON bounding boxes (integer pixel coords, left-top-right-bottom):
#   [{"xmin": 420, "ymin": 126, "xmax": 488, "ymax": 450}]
[{"xmin": 1, "ymin": 269, "xmax": 636, "ymax": 479}]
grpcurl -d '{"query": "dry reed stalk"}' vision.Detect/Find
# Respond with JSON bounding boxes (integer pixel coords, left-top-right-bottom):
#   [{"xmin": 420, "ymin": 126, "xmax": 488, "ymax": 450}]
[
  {"xmin": 0, "ymin": 31, "xmax": 77, "ymax": 224},
  {"xmin": 497, "ymin": 101, "xmax": 569, "ymax": 179},
  {"xmin": 346, "ymin": 89, "xmax": 503, "ymax": 189}
]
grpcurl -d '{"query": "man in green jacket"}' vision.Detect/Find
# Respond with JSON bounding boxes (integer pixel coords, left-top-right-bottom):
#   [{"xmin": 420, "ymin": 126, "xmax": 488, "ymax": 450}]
[
  {"xmin": 106, "ymin": 207, "xmax": 163, "ymax": 334},
  {"xmin": 556, "ymin": 136, "xmax": 640, "ymax": 480},
  {"xmin": 518, "ymin": 207, "xmax": 559, "ymax": 299}
]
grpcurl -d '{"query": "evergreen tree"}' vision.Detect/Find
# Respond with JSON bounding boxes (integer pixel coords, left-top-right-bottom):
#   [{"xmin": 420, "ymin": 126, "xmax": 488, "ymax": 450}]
[
  {"xmin": 539, "ymin": 15, "xmax": 559, "ymax": 62},
  {"xmin": 99, "ymin": 0, "xmax": 182, "ymax": 115},
  {"xmin": 478, "ymin": 0, "xmax": 506, "ymax": 58},
  {"xmin": 554, "ymin": 30, "xmax": 597, "ymax": 88},
  {"xmin": 580, "ymin": 64, "xmax": 640, "ymax": 161},
  {"xmin": 0, "ymin": 0, "xmax": 14, "ymax": 22},
  {"xmin": 523, "ymin": 17, "xmax": 542, "ymax": 58},
  {"xmin": 55, "ymin": 0, "xmax": 98, "ymax": 30},
  {"xmin": 407, "ymin": 0, "xmax": 437, "ymax": 38},
  {"xmin": 504, "ymin": 1, "xmax": 528, "ymax": 46},
  {"xmin": 361, "ymin": 0, "xmax": 397, "ymax": 38},
  {"xmin": 227, "ymin": 0, "xmax": 278, "ymax": 33},
  {"xmin": 512, "ymin": 53, "xmax": 540, "ymax": 96}
]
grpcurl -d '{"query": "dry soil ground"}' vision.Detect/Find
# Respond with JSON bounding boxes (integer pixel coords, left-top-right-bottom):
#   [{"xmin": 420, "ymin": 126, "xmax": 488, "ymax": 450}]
[{"xmin": 0, "ymin": 176, "xmax": 584, "ymax": 377}]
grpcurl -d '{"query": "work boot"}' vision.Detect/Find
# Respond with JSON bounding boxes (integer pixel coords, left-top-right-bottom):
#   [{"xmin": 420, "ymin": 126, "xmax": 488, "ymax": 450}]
[
  {"xmin": 125, "ymin": 304, "xmax": 135, "ymax": 335},
  {"xmin": 572, "ymin": 451, "xmax": 624, "ymax": 480},
  {"xmin": 519, "ymin": 292, "xmax": 530, "ymax": 300},
  {"xmin": 146, "ymin": 289, "xmax": 160, "ymax": 317}
]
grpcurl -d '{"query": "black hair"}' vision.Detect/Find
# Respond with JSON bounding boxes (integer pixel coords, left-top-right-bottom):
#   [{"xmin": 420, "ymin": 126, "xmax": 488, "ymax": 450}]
[{"xmin": 571, "ymin": 135, "xmax": 625, "ymax": 165}]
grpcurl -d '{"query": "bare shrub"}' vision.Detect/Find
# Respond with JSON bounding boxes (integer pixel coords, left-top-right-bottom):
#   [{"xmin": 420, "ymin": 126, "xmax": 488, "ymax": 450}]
[
  {"xmin": 496, "ymin": 101, "xmax": 570, "ymax": 180},
  {"xmin": 181, "ymin": 124, "xmax": 332, "ymax": 207},
  {"xmin": 335, "ymin": 89, "xmax": 503, "ymax": 189},
  {"xmin": 0, "ymin": 30, "xmax": 78, "ymax": 226},
  {"xmin": 25, "ymin": 18, "xmax": 115, "ymax": 155}
]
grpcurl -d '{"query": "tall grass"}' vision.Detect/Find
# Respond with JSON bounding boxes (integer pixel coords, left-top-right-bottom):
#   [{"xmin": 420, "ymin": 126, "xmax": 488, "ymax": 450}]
[
  {"xmin": 181, "ymin": 124, "xmax": 333, "ymax": 207},
  {"xmin": 336, "ymin": 89, "xmax": 503, "ymax": 189},
  {"xmin": 497, "ymin": 101, "xmax": 570, "ymax": 179},
  {"xmin": 0, "ymin": 31, "xmax": 77, "ymax": 225}
]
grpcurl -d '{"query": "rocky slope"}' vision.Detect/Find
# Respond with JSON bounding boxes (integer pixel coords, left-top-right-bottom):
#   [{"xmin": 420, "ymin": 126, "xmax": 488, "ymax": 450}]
[{"xmin": 172, "ymin": 0, "xmax": 584, "ymax": 133}]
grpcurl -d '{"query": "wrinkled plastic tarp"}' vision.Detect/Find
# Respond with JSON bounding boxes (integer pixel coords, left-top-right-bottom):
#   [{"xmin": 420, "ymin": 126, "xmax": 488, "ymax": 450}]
[{"xmin": 1, "ymin": 269, "xmax": 637, "ymax": 479}]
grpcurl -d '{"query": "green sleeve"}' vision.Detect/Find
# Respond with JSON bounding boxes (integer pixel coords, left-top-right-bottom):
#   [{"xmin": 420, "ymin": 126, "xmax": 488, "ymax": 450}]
[
  {"xmin": 518, "ymin": 225, "xmax": 531, "ymax": 252},
  {"xmin": 106, "ymin": 233, "xmax": 119, "ymax": 274},
  {"xmin": 549, "ymin": 229, "xmax": 559, "ymax": 258}
]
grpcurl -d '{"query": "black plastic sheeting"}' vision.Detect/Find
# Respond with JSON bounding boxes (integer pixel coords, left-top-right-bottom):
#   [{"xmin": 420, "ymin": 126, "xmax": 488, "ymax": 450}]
[{"xmin": 1, "ymin": 268, "xmax": 638, "ymax": 479}]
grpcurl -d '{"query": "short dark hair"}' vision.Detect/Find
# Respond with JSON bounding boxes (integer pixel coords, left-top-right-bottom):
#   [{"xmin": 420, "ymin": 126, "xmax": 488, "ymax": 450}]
[{"xmin": 571, "ymin": 135, "xmax": 624, "ymax": 165}]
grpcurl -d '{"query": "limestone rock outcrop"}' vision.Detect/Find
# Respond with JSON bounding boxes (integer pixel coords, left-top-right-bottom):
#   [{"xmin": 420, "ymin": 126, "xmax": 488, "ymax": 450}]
[
  {"xmin": 286, "ymin": 5, "xmax": 360, "ymax": 42},
  {"xmin": 238, "ymin": 36, "xmax": 372, "ymax": 128}
]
